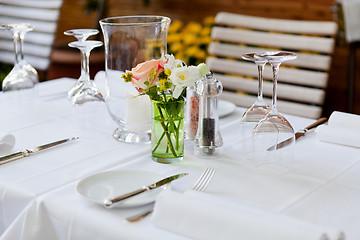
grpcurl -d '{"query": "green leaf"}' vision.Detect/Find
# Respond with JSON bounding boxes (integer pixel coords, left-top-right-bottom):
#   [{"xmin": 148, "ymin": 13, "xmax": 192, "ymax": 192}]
[
  {"xmin": 168, "ymin": 122, "xmax": 175, "ymax": 132},
  {"xmin": 146, "ymin": 86, "xmax": 160, "ymax": 101}
]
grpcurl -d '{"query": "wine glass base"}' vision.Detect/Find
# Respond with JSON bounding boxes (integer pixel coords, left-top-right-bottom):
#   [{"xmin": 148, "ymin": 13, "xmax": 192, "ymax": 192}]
[
  {"xmin": 20, "ymin": 61, "xmax": 38, "ymax": 84},
  {"xmin": 68, "ymin": 81, "xmax": 85, "ymax": 98},
  {"xmin": 241, "ymin": 104, "xmax": 270, "ymax": 123},
  {"xmin": 72, "ymin": 87, "xmax": 105, "ymax": 105},
  {"xmin": 113, "ymin": 128, "xmax": 151, "ymax": 144},
  {"xmin": 2, "ymin": 66, "xmax": 36, "ymax": 91}
]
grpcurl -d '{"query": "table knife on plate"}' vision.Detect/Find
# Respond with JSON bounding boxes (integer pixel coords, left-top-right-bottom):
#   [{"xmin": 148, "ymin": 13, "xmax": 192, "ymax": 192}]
[
  {"xmin": 0, "ymin": 137, "xmax": 79, "ymax": 165},
  {"xmin": 103, "ymin": 173, "xmax": 188, "ymax": 208},
  {"xmin": 268, "ymin": 117, "xmax": 327, "ymax": 151}
]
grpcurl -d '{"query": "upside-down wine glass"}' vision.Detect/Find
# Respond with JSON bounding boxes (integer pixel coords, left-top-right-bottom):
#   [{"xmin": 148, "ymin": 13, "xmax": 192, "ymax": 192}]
[
  {"xmin": 252, "ymin": 51, "xmax": 297, "ymax": 174},
  {"xmin": 0, "ymin": 23, "xmax": 38, "ymax": 91},
  {"xmin": 64, "ymin": 29, "xmax": 99, "ymax": 98},
  {"xmin": 64, "ymin": 29, "xmax": 99, "ymax": 41},
  {"xmin": 67, "ymin": 40, "xmax": 104, "ymax": 105},
  {"xmin": 67, "ymin": 40, "xmax": 105, "ymax": 134},
  {"xmin": 18, "ymin": 24, "xmax": 39, "ymax": 85},
  {"xmin": 241, "ymin": 53, "xmax": 270, "ymax": 158}
]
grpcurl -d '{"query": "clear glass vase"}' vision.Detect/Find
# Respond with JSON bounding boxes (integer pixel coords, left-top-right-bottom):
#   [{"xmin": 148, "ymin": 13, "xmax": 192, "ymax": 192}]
[
  {"xmin": 151, "ymin": 97, "xmax": 184, "ymax": 164},
  {"xmin": 100, "ymin": 16, "xmax": 171, "ymax": 144}
]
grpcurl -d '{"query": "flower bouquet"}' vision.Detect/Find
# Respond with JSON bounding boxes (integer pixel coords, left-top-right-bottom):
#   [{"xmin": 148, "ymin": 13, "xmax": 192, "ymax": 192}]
[{"xmin": 122, "ymin": 54, "xmax": 209, "ymax": 163}]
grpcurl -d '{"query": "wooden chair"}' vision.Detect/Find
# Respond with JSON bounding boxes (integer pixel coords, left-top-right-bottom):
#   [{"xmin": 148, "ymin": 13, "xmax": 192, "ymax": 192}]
[
  {"xmin": 0, "ymin": 0, "xmax": 63, "ymax": 77},
  {"xmin": 206, "ymin": 12, "xmax": 338, "ymax": 119}
]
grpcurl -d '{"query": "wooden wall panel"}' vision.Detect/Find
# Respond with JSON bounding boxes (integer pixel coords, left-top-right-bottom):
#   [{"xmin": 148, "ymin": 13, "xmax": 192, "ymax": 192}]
[
  {"xmin": 54, "ymin": 0, "xmax": 356, "ymax": 117},
  {"xmin": 56, "ymin": 0, "xmax": 337, "ymax": 45},
  {"xmin": 105, "ymin": 0, "xmax": 335, "ymax": 22}
]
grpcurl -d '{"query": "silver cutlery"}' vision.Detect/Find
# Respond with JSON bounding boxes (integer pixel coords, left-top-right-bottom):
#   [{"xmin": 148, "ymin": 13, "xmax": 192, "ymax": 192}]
[
  {"xmin": 104, "ymin": 173, "xmax": 188, "ymax": 209},
  {"xmin": 267, "ymin": 117, "xmax": 328, "ymax": 151},
  {"xmin": 125, "ymin": 205, "xmax": 154, "ymax": 223},
  {"xmin": 192, "ymin": 167, "xmax": 216, "ymax": 192},
  {"xmin": 0, "ymin": 137, "xmax": 79, "ymax": 165},
  {"xmin": 126, "ymin": 167, "xmax": 216, "ymax": 222}
]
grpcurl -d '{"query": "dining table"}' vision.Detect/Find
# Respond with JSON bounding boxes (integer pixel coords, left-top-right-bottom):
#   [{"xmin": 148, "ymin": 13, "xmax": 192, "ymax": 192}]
[{"xmin": 0, "ymin": 77, "xmax": 360, "ymax": 240}]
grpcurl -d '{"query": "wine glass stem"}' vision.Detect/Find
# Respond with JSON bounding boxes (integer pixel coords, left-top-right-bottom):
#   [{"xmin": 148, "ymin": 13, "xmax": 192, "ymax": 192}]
[
  {"xmin": 271, "ymin": 63, "xmax": 280, "ymax": 110},
  {"xmin": 81, "ymin": 50, "xmax": 90, "ymax": 81},
  {"xmin": 256, "ymin": 62, "xmax": 265, "ymax": 102},
  {"xmin": 19, "ymin": 33, "xmax": 25, "ymax": 60},
  {"xmin": 12, "ymin": 33, "xmax": 21, "ymax": 64}
]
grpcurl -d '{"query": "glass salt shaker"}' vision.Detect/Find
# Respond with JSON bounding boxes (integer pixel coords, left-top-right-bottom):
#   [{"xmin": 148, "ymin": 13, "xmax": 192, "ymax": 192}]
[
  {"xmin": 194, "ymin": 72, "xmax": 223, "ymax": 157},
  {"xmin": 185, "ymin": 86, "xmax": 200, "ymax": 140}
]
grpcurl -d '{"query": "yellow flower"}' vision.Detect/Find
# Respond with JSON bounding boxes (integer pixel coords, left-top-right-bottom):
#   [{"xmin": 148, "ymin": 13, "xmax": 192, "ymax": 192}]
[
  {"xmin": 200, "ymin": 27, "xmax": 211, "ymax": 36},
  {"xmin": 170, "ymin": 42, "xmax": 184, "ymax": 53},
  {"xmin": 175, "ymin": 53, "xmax": 186, "ymax": 64},
  {"xmin": 195, "ymin": 49, "xmax": 206, "ymax": 59},
  {"xmin": 164, "ymin": 68, "xmax": 171, "ymax": 76},
  {"xmin": 184, "ymin": 21, "xmax": 202, "ymax": 33},
  {"xmin": 203, "ymin": 16, "xmax": 215, "ymax": 26},
  {"xmin": 158, "ymin": 79, "xmax": 167, "ymax": 91},
  {"xmin": 168, "ymin": 20, "xmax": 183, "ymax": 33},
  {"xmin": 167, "ymin": 33, "xmax": 181, "ymax": 44},
  {"xmin": 183, "ymin": 34, "xmax": 199, "ymax": 45},
  {"xmin": 167, "ymin": 17, "xmax": 213, "ymax": 65},
  {"xmin": 185, "ymin": 46, "xmax": 199, "ymax": 57},
  {"xmin": 199, "ymin": 36, "xmax": 211, "ymax": 45}
]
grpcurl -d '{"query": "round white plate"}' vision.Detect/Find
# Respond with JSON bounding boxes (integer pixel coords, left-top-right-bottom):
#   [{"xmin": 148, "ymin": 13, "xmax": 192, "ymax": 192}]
[
  {"xmin": 76, "ymin": 170, "xmax": 169, "ymax": 208},
  {"xmin": 218, "ymin": 100, "xmax": 236, "ymax": 118}
]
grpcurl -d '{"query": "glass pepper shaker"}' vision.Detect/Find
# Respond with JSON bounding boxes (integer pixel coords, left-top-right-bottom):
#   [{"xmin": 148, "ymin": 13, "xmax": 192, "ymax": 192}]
[{"xmin": 194, "ymin": 71, "xmax": 223, "ymax": 157}]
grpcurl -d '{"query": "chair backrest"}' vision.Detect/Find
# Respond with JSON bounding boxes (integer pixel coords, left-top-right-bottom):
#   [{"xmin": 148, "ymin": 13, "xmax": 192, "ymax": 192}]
[
  {"xmin": 0, "ymin": 0, "xmax": 63, "ymax": 71},
  {"xmin": 207, "ymin": 12, "xmax": 338, "ymax": 119}
]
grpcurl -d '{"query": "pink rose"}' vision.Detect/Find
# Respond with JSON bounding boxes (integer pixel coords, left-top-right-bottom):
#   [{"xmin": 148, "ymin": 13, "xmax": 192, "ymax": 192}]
[{"xmin": 128, "ymin": 59, "xmax": 164, "ymax": 92}]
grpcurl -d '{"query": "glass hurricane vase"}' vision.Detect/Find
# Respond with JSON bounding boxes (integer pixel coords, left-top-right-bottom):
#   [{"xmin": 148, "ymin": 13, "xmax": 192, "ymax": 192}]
[
  {"xmin": 151, "ymin": 97, "xmax": 184, "ymax": 164},
  {"xmin": 100, "ymin": 16, "xmax": 171, "ymax": 144}
]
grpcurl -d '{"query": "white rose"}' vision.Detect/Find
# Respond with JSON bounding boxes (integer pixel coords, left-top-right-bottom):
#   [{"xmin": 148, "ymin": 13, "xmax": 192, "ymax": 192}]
[
  {"xmin": 170, "ymin": 66, "xmax": 201, "ymax": 98},
  {"xmin": 162, "ymin": 54, "xmax": 186, "ymax": 73}
]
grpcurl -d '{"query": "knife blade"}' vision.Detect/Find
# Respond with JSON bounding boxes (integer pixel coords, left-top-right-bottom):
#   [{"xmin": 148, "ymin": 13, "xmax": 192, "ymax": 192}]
[
  {"xmin": 267, "ymin": 117, "xmax": 327, "ymax": 151},
  {"xmin": 103, "ymin": 173, "xmax": 188, "ymax": 208},
  {"xmin": 0, "ymin": 137, "xmax": 79, "ymax": 165}
]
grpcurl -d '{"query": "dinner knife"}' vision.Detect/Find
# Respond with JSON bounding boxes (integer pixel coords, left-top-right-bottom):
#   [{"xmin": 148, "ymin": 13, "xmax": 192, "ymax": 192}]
[
  {"xmin": 267, "ymin": 117, "xmax": 327, "ymax": 151},
  {"xmin": 0, "ymin": 137, "xmax": 79, "ymax": 165},
  {"xmin": 103, "ymin": 172, "xmax": 188, "ymax": 208}
]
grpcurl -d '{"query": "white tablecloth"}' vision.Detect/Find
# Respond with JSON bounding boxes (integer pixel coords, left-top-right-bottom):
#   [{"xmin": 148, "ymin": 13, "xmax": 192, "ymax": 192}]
[{"xmin": 1, "ymin": 79, "xmax": 360, "ymax": 239}]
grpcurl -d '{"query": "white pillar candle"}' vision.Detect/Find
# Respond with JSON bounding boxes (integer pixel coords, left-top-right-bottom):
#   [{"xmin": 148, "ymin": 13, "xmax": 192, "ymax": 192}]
[{"xmin": 125, "ymin": 91, "xmax": 152, "ymax": 132}]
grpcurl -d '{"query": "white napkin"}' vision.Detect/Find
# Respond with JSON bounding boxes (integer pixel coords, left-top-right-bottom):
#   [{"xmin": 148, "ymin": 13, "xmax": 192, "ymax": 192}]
[
  {"xmin": 0, "ymin": 132, "xmax": 15, "ymax": 154},
  {"xmin": 337, "ymin": 0, "xmax": 360, "ymax": 43},
  {"xmin": 151, "ymin": 190, "xmax": 343, "ymax": 240},
  {"xmin": 316, "ymin": 111, "xmax": 360, "ymax": 148},
  {"xmin": 94, "ymin": 70, "xmax": 106, "ymax": 82}
]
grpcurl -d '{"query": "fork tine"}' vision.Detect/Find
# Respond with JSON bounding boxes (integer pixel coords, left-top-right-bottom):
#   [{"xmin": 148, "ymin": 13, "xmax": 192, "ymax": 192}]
[
  {"xmin": 197, "ymin": 168, "xmax": 215, "ymax": 192},
  {"xmin": 192, "ymin": 168, "xmax": 210, "ymax": 191},
  {"xmin": 193, "ymin": 168, "xmax": 215, "ymax": 192}
]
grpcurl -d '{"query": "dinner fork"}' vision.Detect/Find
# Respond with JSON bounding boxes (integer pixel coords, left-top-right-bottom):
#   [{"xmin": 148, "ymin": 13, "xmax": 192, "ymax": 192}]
[{"xmin": 126, "ymin": 167, "xmax": 216, "ymax": 222}]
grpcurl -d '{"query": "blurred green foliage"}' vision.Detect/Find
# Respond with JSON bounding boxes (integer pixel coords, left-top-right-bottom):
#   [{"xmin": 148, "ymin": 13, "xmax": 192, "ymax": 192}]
[
  {"xmin": 83, "ymin": 0, "xmax": 100, "ymax": 14},
  {"xmin": 0, "ymin": 63, "xmax": 13, "ymax": 91}
]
